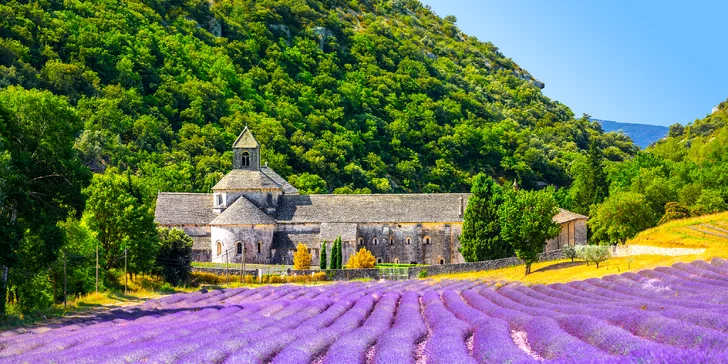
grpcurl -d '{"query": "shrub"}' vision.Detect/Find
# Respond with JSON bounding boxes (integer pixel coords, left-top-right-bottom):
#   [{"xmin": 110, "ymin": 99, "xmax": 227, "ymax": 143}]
[
  {"xmin": 563, "ymin": 245, "xmax": 577, "ymax": 262},
  {"xmin": 293, "ymin": 243, "xmax": 312, "ymax": 270},
  {"xmin": 576, "ymin": 245, "xmax": 611, "ymax": 268},
  {"xmin": 418, "ymin": 269, "xmax": 428, "ymax": 278},
  {"xmin": 346, "ymin": 247, "xmax": 376, "ymax": 268},
  {"xmin": 155, "ymin": 227, "xmax": 193, "ymax": 286}
]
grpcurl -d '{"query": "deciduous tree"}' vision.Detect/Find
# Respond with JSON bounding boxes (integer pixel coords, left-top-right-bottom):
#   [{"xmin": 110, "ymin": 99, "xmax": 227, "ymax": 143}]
[
  {"xmin": 588, "ymin": 192, "xmax": 654, "ymax": 244},
  {"xmin": 346, "ymin": 247, "xmax": 375, "ymax": 269},
  {"xmin": 499, "ymin": 188, "xmax": 561, "ymax": 275},
  {"xmin": 293, "ymin": 243, "xmax": 312, "ymax": 270},
  {"xmin": 156, "ymin": 228, "xmax": 193, "ymax": 286}
]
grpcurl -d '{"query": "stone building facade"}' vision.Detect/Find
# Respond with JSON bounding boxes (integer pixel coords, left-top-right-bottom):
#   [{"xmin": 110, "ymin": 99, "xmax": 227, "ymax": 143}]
[{"xmin": 155, "ymin": 128, "xmax": 588, "ymax": 266}]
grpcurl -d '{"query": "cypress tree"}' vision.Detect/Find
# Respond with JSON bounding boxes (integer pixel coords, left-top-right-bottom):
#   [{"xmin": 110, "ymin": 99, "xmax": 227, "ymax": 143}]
[
  {"xmin": 459, "ymin": 173, "xmax": 512, "ymax": 262},
  {"xmin": 332, "ymin": 236, "xmax": 343, "ymax": 269},
  {"xmin": 319, "ymin": 240, "xmax": 327, "ymax": 270}
]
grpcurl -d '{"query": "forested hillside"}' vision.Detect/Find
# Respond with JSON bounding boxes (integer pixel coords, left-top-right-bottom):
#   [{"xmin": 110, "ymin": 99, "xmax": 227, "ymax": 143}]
[
  {"xmin": 585, "ymin": 100, "xmax": 728, "ymax": 243},
  {"xmin": 0, "ymin": 0, "xmax": 635, "ymax": 195}
]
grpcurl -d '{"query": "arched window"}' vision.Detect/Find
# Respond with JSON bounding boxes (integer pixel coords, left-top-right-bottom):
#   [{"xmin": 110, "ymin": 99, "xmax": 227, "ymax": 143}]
[
  {"xmin": 439, "ymin": 258, "xmax": 445, "ymax": 265},
  {"xmin": 377, "ymin": 258, "xmax": 382, "ymax": 264},
  {"xmin": 241, "ymin": 151, "xmax": 250, "ymax": 167},
  {"xmin": 216, "ymin": 241, "xmax": 223, "ymax": 256},
  {"xmin": 389, "ymin": 237, "xmax": 394, "ymax": 245},
  {"xmin": 405, "ymin": 237, "xmax": 411, "ymax": 245},
  {"xmin": 393, "ymin": 258, "xmax": 400, "ymax": 264},
  {"xmin": 358, "ymin": 237, "xmax": 364, "ymax": 245},
  {"xmin": 236, "ymin": 242, "xmax": 242, "ymax": 255},
  {"xmin": 257, "ymin": 241, "xmax": 262, "ymax": 254},
  {"xmin": 373, "ymin": 238, "xmax": 378, "ymax": 245},
  {"xmin": 423, "ymin": 236, "xmax": 431, "ymax": 245}
]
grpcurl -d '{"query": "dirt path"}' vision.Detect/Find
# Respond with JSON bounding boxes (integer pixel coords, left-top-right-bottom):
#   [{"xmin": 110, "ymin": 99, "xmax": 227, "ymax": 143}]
[{"xmin": 2, "ymin": 296, "xmax": 156, "ymax": 336}]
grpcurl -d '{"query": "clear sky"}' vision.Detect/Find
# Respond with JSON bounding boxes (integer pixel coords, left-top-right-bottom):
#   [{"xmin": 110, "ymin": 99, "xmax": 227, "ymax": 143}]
[{"xmin": 422, "ymin": 1, "xmax": 728, "ymax": 127}]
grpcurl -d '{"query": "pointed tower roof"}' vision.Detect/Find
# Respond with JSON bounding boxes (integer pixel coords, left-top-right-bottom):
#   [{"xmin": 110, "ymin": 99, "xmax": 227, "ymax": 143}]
[{"xmin": 232, "ymin": 126, "xmax": 259, "ymax": 149}]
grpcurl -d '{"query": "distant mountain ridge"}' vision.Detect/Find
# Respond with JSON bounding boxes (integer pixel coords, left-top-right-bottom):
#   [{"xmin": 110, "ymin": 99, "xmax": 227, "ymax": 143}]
[{"xmin": 593, "ymin": 119, "xmax": 669, "ymax": 148}]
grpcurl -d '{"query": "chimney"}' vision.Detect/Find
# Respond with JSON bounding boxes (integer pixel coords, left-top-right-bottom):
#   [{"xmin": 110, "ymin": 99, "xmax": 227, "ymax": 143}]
[{"xmin": 458, "ymin": 195, "xmax": 464, "ymax": 218}]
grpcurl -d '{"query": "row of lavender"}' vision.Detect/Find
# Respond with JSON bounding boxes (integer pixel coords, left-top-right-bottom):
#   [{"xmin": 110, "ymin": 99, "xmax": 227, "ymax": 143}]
[{"xmin": 3, "ymin": 258, "xmax": 728, "ymax": 362}]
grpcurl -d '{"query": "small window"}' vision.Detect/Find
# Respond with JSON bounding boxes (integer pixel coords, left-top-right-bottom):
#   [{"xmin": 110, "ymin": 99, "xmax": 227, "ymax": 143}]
[
  {"xmin": 358, "ymin": 237, "xmax": 364, "ymax": 245},
  {"xmin": 215, "ymin": 194, "xmax": 223, "ymax": 206},
  {"xmin": 236, "ymin": 242, "xmax": 242, "ymax": 255},
  {"xmin": 257, "ymin": 241, "xmax": 262, "ymax": 254},
  {"xmin": 423, "ymin": 236, "xmax": 431, "ymax": 245},
  {"xmin": 267, "ymin": 192, "xmax": 273, "ymax": 205},
  {"xmin": 405, "ymin": 237, "xmax": 411, "ymax": 245},
  {"xmin": 242, "ymin": 151, "xmax": 250, "ymax": 167},
  {"xmin": 439, "ymin": 258, "xmax": 445, "ymax": 265},
  {"xmin": 389, "ymin": 237, "xmax": 394, "ymax": 245},
  {"xmin": 377, "ymin": 258, "xmax": 382, "ymax": 264},
  {"xmin": 394, "ymin": 258, "xmax": 400, "ymax": 264},
  {"xmin": 216, "ymin": 241, "xmax": 223, "ymax": 256},
  {"xmin": 373, "ymin": 238, "xmax": 378, "ymax": 245}
]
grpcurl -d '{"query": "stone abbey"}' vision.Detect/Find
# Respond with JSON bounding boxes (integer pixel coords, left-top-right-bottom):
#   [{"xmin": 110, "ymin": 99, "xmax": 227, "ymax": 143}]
[{"xmin": 155, "ymin": 128, "xmax": 587, "ymax": 266}]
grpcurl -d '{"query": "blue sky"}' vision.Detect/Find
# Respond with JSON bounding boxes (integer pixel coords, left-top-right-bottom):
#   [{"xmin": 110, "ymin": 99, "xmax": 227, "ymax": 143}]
[{"xmin": 422, "ymin": 1, "xmax": 728, "ymax": 127}]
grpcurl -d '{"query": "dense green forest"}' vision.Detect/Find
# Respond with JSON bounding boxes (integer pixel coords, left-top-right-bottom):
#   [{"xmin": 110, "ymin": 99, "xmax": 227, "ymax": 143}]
[
  {"xmin": 0, "ymin": 0, "xmax": 637, "ymax": 194},
  {"xmin": 0, "ymin": 0, "xmax": 644, "ymax": 314}
]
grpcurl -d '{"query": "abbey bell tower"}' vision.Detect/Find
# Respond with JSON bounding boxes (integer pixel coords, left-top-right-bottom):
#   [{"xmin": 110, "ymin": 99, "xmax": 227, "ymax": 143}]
[{"xmin": 232, "ymin": 126, "xmax": 260, "ymax": 170}]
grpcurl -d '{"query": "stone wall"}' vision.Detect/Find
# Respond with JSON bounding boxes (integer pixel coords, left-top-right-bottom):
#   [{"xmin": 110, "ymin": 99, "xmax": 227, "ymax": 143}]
[
  {"xmin": 610, "ymin": 245, "xmax": 705, "ymax": 257},
  {"xmin": 291, "ymin": 268, "xmax": 380, "ymax": 281},
  {"xmin": 407, "ymin": 249, "xmax": 565, "ymax": 279},
  {"xmin": 192, "ymin": 267, "xmax": 258, "ymax": 276},
  {"xmin": 210, "ymin": 225, "xmax": 274, "ymax": 264},
  {"xmin": 194, "ymin": 250, "xmax": 565, "ymax": 281},
  {"xmin": 192, "ymin": 249, "xmax": 211, "ymax": 262},
  {"xmin": 356, "ymin": 222, "xmax": 464, "ymax": 265}
]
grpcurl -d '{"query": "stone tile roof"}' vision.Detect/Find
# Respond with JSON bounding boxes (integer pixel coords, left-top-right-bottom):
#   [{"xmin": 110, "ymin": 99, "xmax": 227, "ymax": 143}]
[
  {"xmin": 553, "ymin": 208, "xmax": 588, "ymax": 223},
  {"xmin": 232, "ymin": 126, "xmax": 259, "ymax": 148},
  {"xmin": 212, "ymin": 169, "xmax": 282, "ymax": 191},
  {"xmin": 261, "ymin": 166, "xmax": 298, "ymax": 195},
  {"xmin": 155, "ymin": 193, "xmax": 216, "ymax": 225},
  {"xmin": 210, "ymin": 196, "xmax": 276, "ymax": 225},
  {"xmin": 275, "ymin": 194, "xmax": 469, "ymax": 223}
]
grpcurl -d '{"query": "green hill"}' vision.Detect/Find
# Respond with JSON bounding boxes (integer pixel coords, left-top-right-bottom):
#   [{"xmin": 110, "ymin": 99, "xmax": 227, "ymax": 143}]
[
  {"xmin": 0, "ymin": 0, "xmax": 636, "ymax": 195},
  {"xmin": 592, "ymin": 99, "xmax": 728, "ymax": 233}
]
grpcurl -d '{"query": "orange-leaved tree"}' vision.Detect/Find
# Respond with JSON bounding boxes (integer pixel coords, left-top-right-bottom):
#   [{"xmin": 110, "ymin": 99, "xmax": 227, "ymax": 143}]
[
  {"xmin": 346, "ymin": 247, "xmax": 375, "ymax": 268},
  {"xmin": 293, "ymin": 243, "xmax": 312, "ymax": 270}
]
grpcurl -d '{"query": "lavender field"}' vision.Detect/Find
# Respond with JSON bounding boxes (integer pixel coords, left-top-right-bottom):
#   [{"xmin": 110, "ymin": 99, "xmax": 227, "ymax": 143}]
[{"xmin": 4, "ymin": 259, "xmax": 728, "ymax": 363}]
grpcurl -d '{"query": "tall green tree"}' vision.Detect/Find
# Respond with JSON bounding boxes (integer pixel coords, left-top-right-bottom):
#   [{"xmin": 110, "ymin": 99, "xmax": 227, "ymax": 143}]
[
  {"xmin": 83, "ymin": 171, "xmax": 158, "ymax": 275},
  {"xmin": 499, "ymin": 188, "xmax": 561, "ymax": 275},
  {"xmin": 588, "ymin": 192, "xmax": 654, "ymax": 244},
  {"xmin": 573, "ymin": 139, "xmax": 609, "ymax": 215},
  {"xmin": 331, "ymin": 236, "xmax": 343, "ymax": 270},
  {"xmin": 0, "ymin": 87, "xmax": 90, "ymax": 314},
  {"xmin": 319, "ymin": 240, "xmax": 328, "ymax": 270},
  {"xmin": 459, "ymin": 174, "xmax": 511, "ymax": 261},
  {"xmin": 156, "ymin": 228, "xmax": 193, "ymax": 286}
]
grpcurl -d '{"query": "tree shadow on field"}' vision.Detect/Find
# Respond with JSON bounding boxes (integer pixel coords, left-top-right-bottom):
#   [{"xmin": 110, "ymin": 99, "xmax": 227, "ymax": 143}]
[{"xmin": 532, "ymin": 261, "xmax": 583, "ymax": 273}]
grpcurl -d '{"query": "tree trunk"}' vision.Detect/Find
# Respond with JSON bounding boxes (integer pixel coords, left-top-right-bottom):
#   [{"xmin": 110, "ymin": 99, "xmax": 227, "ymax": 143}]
[
  {"xmin": 0, "ymin": 266, "xmax": 7, "ymax": 315},
  {"xmin": 525, "ymin": 263, "xmax": 531, "ymax": 275}
]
